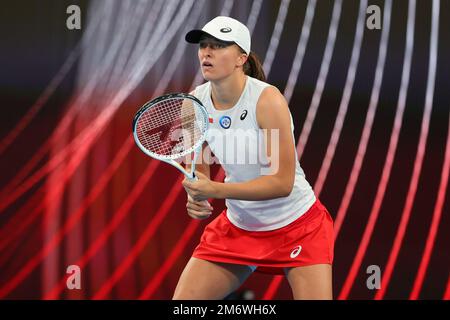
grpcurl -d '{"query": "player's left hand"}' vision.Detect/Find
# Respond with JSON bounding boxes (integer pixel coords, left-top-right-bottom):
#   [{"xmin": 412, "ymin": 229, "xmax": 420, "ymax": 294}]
[{"xmin": 182, "ymin": 171, "xmax": 219, "ymax": 201}]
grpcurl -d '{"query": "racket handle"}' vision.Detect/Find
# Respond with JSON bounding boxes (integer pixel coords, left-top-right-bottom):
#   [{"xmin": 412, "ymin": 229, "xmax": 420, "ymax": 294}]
[
  {"xmin": 187, "ymin": 172, "xmax": 198, "ymax": 181},
  {"xmin": 185, "ymin": 174, "xmax": 211, "ymax": 209}
]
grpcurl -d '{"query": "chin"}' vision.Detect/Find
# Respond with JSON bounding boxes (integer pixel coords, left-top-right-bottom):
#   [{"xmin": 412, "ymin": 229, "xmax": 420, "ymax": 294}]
[
  {"xmin": 202, "ymin": 74, "xmax": 217, "ymax": 82},
  {"xmin": 202, "ymin": 73, "xmax": 212, "ymax": 81},
  {"xmin": 202, "ymin": 72, "xmax": 227, "ymax": 82}
]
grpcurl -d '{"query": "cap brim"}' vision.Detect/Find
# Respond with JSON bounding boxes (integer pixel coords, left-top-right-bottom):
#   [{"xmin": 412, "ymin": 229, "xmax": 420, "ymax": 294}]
[
  {"xmin": 185, "ymin": 30, "xmax": 209, "ymax": 43},
  {"xmin": 185, "ymin": 30, "xmax": 235, "ymax": 45}
]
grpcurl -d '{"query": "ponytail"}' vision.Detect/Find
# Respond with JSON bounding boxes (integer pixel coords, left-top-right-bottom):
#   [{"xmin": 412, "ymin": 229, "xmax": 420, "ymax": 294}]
[{"xmin": 243, "ymin": 51, "xmax": 266, "ymax": 82}]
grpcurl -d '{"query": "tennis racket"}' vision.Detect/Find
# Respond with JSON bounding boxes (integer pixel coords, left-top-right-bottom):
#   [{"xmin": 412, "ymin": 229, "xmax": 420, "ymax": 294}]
[{"xmin": 132, "ymin": 93, "xmax": 209, "ymax": 181}]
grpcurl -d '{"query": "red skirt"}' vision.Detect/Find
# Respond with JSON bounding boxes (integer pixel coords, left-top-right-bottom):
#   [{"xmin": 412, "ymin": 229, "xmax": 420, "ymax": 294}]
[{"xmin": 192, "ymin": 199, "xmax": 334, "ymax": 275}]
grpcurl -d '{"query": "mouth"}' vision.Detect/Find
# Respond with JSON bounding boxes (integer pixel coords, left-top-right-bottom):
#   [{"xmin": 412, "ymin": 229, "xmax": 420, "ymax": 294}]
[{"xmin": 202, "ymin": 61, "xmax": 213, "ymax": 68}]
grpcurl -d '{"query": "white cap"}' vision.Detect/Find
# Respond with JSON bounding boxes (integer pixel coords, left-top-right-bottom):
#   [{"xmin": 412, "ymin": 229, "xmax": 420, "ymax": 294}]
[{"xmin": 185, "ymin": 16, "xmax": 251, "ymax": 55}]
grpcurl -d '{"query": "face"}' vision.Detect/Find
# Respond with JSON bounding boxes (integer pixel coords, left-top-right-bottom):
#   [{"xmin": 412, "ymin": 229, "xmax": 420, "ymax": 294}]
[{"xmin": 198, "ymin": 36, "xmax": 248, "ymax": 81}]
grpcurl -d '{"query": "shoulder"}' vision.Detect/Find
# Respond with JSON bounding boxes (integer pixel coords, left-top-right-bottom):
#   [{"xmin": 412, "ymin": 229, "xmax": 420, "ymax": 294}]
[
  {"xmin": 257, "ymin": 85, "xmax": 288, "ymax": 113},
  {"xmin": 255, "ymin": 86, "xmax": 290, "ymax": 128}
]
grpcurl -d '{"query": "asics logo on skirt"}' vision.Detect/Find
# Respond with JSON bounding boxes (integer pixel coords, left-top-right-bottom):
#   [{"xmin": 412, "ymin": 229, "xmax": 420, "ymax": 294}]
[{"xmin": 290, "ymin": 245, "xmax": 302, "ymax": 258}]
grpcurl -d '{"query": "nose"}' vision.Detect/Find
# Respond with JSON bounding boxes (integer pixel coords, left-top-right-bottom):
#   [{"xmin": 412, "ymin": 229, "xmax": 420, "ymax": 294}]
[{"xmin": 199, "ymin": 46, "xmax": 212, "ymax": 58}]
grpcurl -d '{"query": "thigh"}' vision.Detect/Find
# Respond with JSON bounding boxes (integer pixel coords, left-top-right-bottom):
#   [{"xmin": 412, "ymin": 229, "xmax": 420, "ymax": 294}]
[
  {"xmin": 173, "ymin": 257, "xmax": 254, "ymax": 300},
  {"xmin": 284, "ymin": 264, "xmax": 333, "ymax": 300}
]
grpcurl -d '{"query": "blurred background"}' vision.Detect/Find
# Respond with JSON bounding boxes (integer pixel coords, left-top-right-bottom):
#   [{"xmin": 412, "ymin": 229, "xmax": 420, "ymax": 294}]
[{"xmin": 0, "ymin": 0, "xmax": 449, "ymax": 300}]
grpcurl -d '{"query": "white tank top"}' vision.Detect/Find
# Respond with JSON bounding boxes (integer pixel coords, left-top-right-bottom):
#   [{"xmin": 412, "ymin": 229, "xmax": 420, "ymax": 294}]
[{"xmin": 194, "ymin": 76, "xmax": 316, "ymax": 231}]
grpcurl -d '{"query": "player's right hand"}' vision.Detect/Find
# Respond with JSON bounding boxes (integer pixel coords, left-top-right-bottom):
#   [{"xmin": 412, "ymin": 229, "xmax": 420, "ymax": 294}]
[{"xmin": 186, "ymin": 193, "xmax": 213, "ymax": 220}]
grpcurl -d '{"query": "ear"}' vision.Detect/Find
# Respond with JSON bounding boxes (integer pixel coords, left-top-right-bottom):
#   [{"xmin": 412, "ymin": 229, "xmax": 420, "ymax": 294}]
[{"xmin": 236, "ymin": 53, "xmax": 248, "ymax": 67}]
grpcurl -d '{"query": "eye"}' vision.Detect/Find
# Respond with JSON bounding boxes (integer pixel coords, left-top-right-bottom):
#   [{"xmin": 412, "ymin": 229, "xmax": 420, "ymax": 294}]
[
  {"xmin": 216, "ymin": 43, "xmax": 227, "ymax": 49},
  {"xmin": 199, "ymin": 42, "xmax": 227, "ymax": 50}
]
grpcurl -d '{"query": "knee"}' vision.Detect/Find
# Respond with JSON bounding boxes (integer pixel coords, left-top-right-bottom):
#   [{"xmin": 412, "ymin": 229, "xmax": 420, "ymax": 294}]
[
  {"xmin": 172, "ymin": 286, "xmax": 187, "ymax": 300},
  {"xmin": 172, "ymin": 290, "xmax": 189, "ymax": 300},
  {"xmin": 172, "ymin": 289, "xmax": 210, "ymax": 300},
  {"xmin": 172, "ymin": 284, "xmax": 201, "ymax": 300}
]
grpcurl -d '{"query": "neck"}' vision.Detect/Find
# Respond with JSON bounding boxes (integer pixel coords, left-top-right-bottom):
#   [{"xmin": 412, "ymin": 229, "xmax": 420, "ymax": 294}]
[{"xmin": 210, "ymin": 72, "xmax": 247, "ymax": 110}]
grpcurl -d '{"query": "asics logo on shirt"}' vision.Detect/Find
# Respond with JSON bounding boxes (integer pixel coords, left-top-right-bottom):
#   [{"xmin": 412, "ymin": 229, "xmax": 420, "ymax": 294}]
[
  {"xmin": 290, "ymin": 245, "xmax": 302, "ymax": 258},
  {"xmin": 240, "ymin": 109, "xmax": 248, "ymax": 120}
]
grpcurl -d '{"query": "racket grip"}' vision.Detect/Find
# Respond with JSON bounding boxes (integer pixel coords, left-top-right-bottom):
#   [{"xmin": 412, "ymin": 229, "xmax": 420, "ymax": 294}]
[
  {"xmin": 187, "ymin": 172, "xmax": 198, "ymax": 181},
  {"xmin": 185, "ymin": 174, "xmax": 211, "ymax": 209},
  {"xmin": 186, "ymin": 191, "xmax": 212, "ymax": 210}
]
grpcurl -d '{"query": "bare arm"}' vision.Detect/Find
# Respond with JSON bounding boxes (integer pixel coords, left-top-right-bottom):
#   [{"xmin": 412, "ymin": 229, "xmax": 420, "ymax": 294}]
[
  {"xmin": 182, "ymin": 91, "xmax": 213, "ymax": 218},
  {"xmin": 184, "ymin": 141, "xmax": 214, "ymax": 220},
  {"xmin": 185, "ymin": 141, "xmax": 211, "ymax": 179}
]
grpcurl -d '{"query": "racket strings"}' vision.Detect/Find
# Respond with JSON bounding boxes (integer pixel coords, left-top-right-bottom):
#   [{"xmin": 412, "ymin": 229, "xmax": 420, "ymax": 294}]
[{"xmin": 136, "ymin": 98, "xmax": 205, "ymax": 157}]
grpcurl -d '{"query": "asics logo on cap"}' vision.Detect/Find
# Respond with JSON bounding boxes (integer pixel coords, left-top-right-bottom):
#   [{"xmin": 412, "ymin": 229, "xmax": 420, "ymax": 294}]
[
  {"xmin": 220, "ymin": 27, "xmax": 232, "ymax": 33},
  {"xmin": 290, "ymin": 245, "xmax": 302, "ymax": 258}
]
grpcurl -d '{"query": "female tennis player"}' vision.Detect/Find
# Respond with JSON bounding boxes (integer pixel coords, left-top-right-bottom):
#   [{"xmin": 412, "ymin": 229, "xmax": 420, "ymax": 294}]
[{"xmin": 173, "ymin": 16, "xmax": 334, "ymax": 300}]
